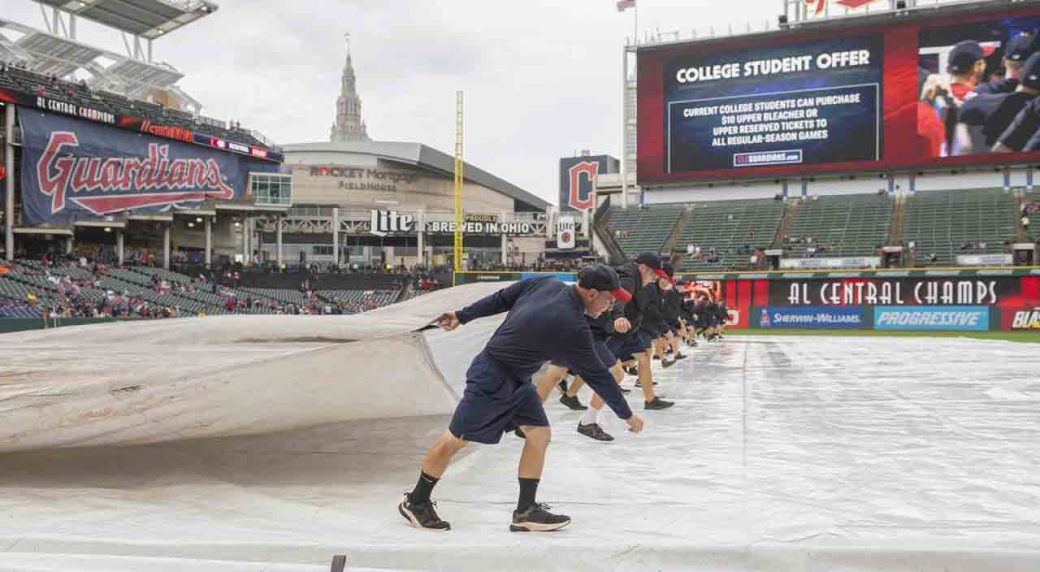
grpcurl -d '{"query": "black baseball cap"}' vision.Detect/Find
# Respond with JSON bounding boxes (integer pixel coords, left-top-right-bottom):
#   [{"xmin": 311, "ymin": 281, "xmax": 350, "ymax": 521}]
[
  {"xmin": 1005, "ymin": 33, "xmax": 1037, "ymax": 62},
  {"xmin": 634, "ymin": 252, "xmax": 670, "ymax": 280},
  {"xmin": 1021, "ymin": 52, "xmax": 1040, "ymax": 88},
  {"xmin": 948, "ymin": 40, "xmax": 984, "ymax": 74},
  {"xmin": 578, "ymin": 263, "xmax": 632, "ymax": 303},
  {"xmin": 661, "ymin": 262, "xmax": 677, "ymax": 284}
]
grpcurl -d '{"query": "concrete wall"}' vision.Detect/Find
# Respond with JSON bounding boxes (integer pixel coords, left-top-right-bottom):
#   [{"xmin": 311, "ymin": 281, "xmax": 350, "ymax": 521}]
[{"xmin": 284, "ymin": 155, "xmax": 513, "ymax": 214}]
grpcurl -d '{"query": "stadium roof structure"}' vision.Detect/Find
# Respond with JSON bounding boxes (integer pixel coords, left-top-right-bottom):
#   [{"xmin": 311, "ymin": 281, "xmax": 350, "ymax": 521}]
[
  {"xmin": 0, "ymin": 16, "xmax": 188, "ymax": 103},
  {"xmin": 282, "ymin": 141, "xmax": 551, "ymax": 210},
  {"xmin": 34, "ymin": 0, "xmax": 218, "ymax": 40}
]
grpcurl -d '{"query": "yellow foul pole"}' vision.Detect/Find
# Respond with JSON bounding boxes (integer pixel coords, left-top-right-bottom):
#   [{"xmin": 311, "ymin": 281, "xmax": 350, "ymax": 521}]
[{"xmin": 453, "ymin": 91, "xmax": 464, "ymax": 272}]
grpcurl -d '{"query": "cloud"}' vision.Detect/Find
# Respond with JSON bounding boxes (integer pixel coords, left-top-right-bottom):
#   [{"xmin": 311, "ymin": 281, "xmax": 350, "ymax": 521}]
[{"xmin": 3, "ymin": 0, "xmax": 782, "ymax": 204}]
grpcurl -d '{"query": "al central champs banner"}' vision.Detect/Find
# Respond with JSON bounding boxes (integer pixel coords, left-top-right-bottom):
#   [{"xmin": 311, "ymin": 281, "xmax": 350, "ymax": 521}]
[{"xmin": 18, "ymin": 108, "xmax": 273, "ymax": 224}]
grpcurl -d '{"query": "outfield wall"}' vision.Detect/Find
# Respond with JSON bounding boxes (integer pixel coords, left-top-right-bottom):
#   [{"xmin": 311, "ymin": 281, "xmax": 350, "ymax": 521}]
[{"xmin": 454, "ymin": 268, "xmax": 1040, "ymax": 333}]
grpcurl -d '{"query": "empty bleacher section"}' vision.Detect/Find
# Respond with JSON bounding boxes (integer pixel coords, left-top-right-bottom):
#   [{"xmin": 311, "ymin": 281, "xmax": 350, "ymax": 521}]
[
  {"xmin": 603, "ymin": 205, "xmax": 684, "ymax": 257},
  {"xmin": 602, "ymin": 189, "xmax": 1032, "ymax": 270},
  {"xmin": 901, "ymin": 189, "xmax": 1017, "ymax": 267},
  {"xmin": 782, "ymin": 194, "xmax": 892, "ymax": 258},
  {"xmin": 672, "ymin": 199, "xmax": 785, "ymax": 272}
]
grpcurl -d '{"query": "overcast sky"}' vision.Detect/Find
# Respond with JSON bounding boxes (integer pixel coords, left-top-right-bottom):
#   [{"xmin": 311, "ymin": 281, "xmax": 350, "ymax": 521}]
[{"xmin": 5, "ymin": 0, "xmax": 780, "ymax": 204}]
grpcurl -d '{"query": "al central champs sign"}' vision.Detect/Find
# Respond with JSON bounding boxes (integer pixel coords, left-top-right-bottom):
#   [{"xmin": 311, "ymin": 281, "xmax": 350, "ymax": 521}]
[{"xmin": 18, "ymin": 109, "xmax": 276, "ymax": 224}]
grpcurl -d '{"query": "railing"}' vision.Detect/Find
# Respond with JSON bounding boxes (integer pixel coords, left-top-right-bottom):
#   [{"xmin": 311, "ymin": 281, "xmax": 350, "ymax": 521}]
[{"xmin": 591, "ymin": 196, "xmax": 627, "ymax": 265}]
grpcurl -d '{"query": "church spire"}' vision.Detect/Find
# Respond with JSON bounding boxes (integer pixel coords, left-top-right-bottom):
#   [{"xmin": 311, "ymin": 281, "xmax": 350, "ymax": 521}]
[{"xmin": 330, "ymin": 33, "xmax": 370, "ymax": 142}]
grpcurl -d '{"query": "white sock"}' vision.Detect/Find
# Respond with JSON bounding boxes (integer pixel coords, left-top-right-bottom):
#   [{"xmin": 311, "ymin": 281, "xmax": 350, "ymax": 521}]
[{"xmin": 580, "ymin": 407, "xmax": 599, "ymax": 425}]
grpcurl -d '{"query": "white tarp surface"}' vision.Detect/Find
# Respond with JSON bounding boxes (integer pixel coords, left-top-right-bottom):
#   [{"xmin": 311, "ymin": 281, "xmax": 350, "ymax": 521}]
[
  {"xmin": 0, "ymin": 287, "xmax": 1039, "ymax": 570},
  {"xmin": 0, "ymin": 283, "xmax": 505, "ymax": 452}
]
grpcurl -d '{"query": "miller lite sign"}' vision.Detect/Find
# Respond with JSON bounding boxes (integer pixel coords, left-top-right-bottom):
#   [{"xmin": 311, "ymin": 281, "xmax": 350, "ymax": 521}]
[
  {"xmin": 559, "ymin": 154, "xmax": 619, "ymax": 212},
  {"xmin": 557, "ymin": 215, "xmax": 576, "ymax": 249},
  {"xmin": 18, "ymin": 109, "xmax": 272, "ymax": 225},
  {"xmin": 369, "ymin": 209, "xmax": 414, "ymax": 237}
]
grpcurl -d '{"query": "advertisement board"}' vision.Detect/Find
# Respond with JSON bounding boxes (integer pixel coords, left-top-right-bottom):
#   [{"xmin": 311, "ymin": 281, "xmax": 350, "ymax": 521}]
[
  {"xmin": 453, "ymin": 271, "xmax": 1040, "ymax": 332},
  {"xmin": 558, "ymin": 155, "xmax": 618, "ymax": 212},
  {"xmin": 664, "ymin": 35, "xmax": 882, "ymax": 174},
  {"xmin": 757, "ymin": 306, "xmax": 868, "ymax": 329},
  {"xmin": 637, "ymin": 4, "xmax": 1040, "ymax": 184},
  {"xmin": 18, "ymin": 109, "xmax": 275, "ymax": 224},
  {"xmin": 0, "ymin": 90, "xmax": 282, "ymax": 162},
  {"xmin": 1002, "ymin": 306, "xmax": 1040, "ymax": 330},
  {"xmin": 770, "ymin": 277, "xmax": 1013, "ymax": 306},
  {"xmin": 874, "ymin": 306, "xmax": 990, "ymax": 331},
  {"xmin": 368, "ymin": 210, "xmax": 540, "ymax": 237}
]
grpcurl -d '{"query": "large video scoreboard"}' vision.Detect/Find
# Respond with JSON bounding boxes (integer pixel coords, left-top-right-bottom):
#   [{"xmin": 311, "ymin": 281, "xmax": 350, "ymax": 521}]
[{"xmin": 638, "ymin": 4, "xmax": 1040, "ymax": 184}]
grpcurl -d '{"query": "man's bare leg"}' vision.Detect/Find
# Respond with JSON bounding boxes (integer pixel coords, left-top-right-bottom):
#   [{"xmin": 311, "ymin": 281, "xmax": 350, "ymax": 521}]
[
  {"xmin": 565, "ymin": 377, "xmax": 585, "ymax": 398},
  {"xmin": 511, "ymin": 425, "xmax": 569, "ymax": 532},
  {"xmin": 401, "ymin": 430, "xmax": 467, "ymax": 530},
  {"xmin": 579, "ymin": 362, "xmax": 626, "ymax": 441},
  {"xmin": 635, "ymin": 350, "xmax": 655, "ymax": 401},
  {"xmin": 587, "ymin": 362, "xmax": 625, "ymax": 412},
  {"xmin": 666, "ymin": 330, "xmax": 682, "ymax": 357},
  {"xmin": 518, "ymin": 425, "xmax": 551, "ymax": 479},
  {"xmin": 421, "ymin": 430, "xmax": 468, "ymax": 479},
  {"xmin": 534, "ymin": 364, "xmax": 569, "ymax": 402}
]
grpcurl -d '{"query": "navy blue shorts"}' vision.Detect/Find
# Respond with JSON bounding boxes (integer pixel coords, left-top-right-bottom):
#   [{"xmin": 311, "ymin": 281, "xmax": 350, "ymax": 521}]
[
  {"xmin": 448, "ymin": 351, "xmax": 549, "ymax": 445},
  {"xmin": 551, "ymin": 338, "xmax": 618, "ymax": 370},
  {"xmin": 606, "ymin": 328, "xmax": 653, "ymax": 362}
]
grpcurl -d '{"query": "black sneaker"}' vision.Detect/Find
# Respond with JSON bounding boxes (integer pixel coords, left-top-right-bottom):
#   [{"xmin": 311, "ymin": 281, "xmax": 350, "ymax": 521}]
[
  {"xmin": 559, "ymin": 394, "xmax": 587, "ymax": 411},
  {"xmin": 634, "ymin": 380, "xmax": 659, "ymax": 387},
  {"xmin": 399, "ymin": 495, "xmax": 451, "ymax": 531},
  {"xmin": 645, "ymin": 397, "xmax": 675, "ymax": 410},
  {"xmin": 510, "ymin": 503, "xmax": 571, "ymax": 532},
  {"xmin": 557, "ymin": 379, "xmax": 568, "ymax": 394},
  {"xmin": 577, "ymin": 422, "xmax": 614, "ymax": 442},
  {"xmin": 675, "ymin": 353, "xmax": 688, "ymax": 360},
  {"xmin": 619, "ymin": 386, "xmax": 631, "ymax": 394},
  {"xmin": 622, "ymin": 365, "xmax": 638, "ymax": 376},
  {"xmin": 652, "ymin": 355, "xmax": 661, "ymax": 361},
  {"xmin": 661, "ymin": 358, "xmax": 675, "ymax": 369}
]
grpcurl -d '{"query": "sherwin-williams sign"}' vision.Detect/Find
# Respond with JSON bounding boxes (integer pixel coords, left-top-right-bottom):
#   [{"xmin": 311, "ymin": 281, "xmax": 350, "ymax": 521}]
[{"xmin": 757, "ymin": 306, "xmax": 867, "ymax": 329}]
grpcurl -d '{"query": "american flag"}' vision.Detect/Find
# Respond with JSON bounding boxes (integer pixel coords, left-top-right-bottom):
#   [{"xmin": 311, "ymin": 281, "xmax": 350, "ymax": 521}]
[{"xmin": 617, "ymin": 0, "xmax": 635, "ymax": 12}]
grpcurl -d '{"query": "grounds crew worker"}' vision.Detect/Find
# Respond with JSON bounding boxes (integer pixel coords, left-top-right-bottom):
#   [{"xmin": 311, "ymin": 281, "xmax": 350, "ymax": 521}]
[{"xmin": 399, "ymin": 264, "xmax": 644, "ymax": 532}]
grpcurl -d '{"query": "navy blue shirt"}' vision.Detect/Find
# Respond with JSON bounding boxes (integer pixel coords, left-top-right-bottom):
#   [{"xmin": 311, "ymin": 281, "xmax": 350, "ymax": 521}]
[
  {"xmin": 974, "ymin": 78, "xmax": 1018, "ymax": 95},
  {"xmin": 997, "ymin": 96, "xmax": 1040, "ymax": 150},
  {"xmin": 455, "ymin": 277, "xmax": 633, "ymax": 420},
  {"xmin": 960, "ymin": 91, "xmax": 1036, "ymax": 147},
  {"xmin": 662, "ymin": 288, "xmax": 682, "ymax": 324}
]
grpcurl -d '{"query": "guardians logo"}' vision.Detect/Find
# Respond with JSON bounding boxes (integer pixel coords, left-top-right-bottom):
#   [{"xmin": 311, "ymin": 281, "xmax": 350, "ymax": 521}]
[{"xmin": 36, "ymin": 131, "xmax": 234, "ymax": 215}]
